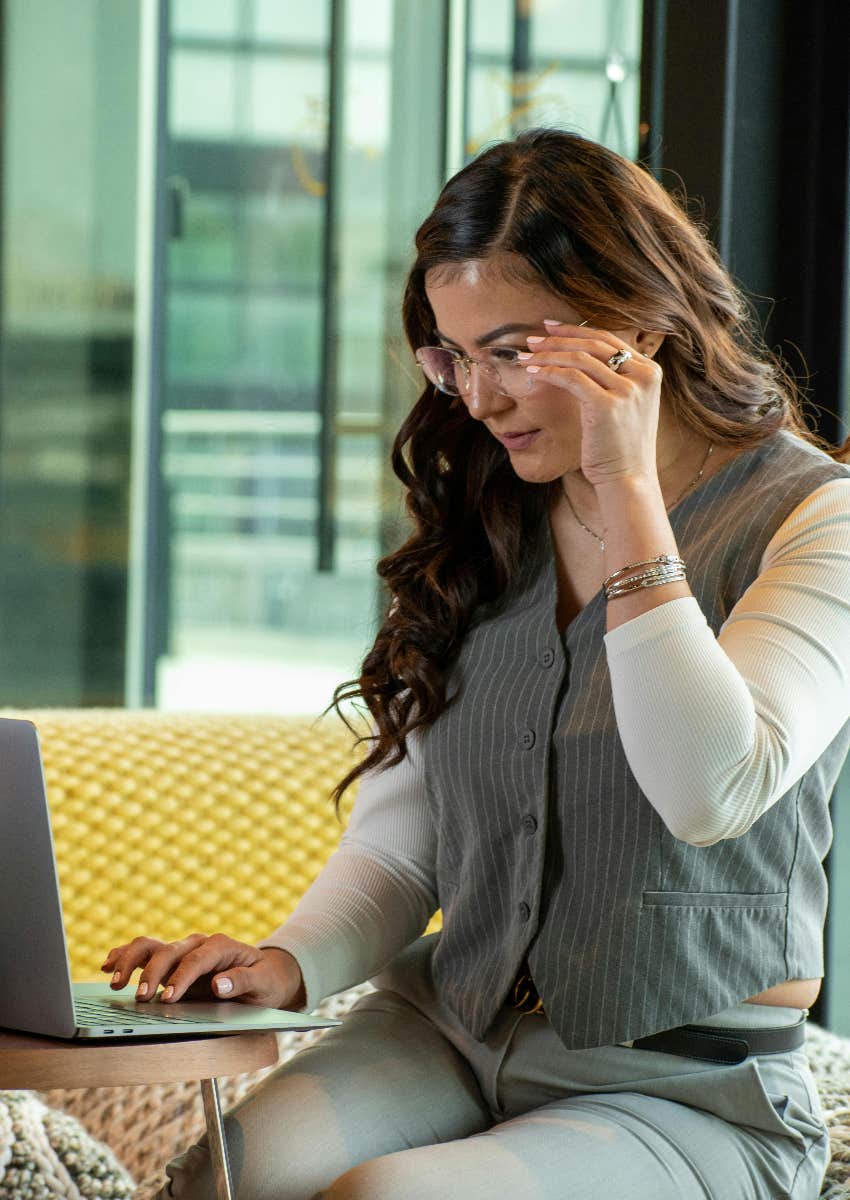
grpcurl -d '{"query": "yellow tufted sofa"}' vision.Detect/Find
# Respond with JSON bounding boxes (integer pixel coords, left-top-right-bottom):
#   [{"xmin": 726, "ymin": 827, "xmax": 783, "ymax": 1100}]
[{"xmin": 4, "ymin": 708, "xmax": 850, "ymax": 1199}]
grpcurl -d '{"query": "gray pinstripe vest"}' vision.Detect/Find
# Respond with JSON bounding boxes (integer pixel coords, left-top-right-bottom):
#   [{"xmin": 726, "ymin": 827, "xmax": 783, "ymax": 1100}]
[{"xmin": 419, "ymin": 431, "xmax": 850, "ymax": 1049}]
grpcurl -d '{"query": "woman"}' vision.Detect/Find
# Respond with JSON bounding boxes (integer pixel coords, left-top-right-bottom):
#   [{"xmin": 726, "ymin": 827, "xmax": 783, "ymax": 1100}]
[{"xmin": 104, "ymin": 129, "xmax": 850, "ymax": 1198}]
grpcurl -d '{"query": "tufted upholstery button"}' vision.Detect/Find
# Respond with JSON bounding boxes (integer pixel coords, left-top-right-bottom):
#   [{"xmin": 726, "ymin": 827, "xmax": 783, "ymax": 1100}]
[
  {"xmin": 540, "ymin": 647, "xmax": 556, "ymax": 668},
  {"xmin": 518, "ymin": 901, "xmax": 531, "ymax": 922},
  {"xmin": 521, "ymin": 813, "xmax": 538, "ymax": 834},
  {"xmin": 520, "ymin": 729, "xmax": 536, "ymax": 750}
]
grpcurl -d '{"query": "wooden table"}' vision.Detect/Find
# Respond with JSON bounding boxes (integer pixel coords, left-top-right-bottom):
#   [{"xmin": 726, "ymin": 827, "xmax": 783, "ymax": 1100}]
[{"xmin": 0, "ymin": 1028, "xmax": 280, "ymax": 1199}]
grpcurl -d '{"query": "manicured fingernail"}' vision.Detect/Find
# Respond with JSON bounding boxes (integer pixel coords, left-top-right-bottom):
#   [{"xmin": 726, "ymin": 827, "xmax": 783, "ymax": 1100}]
[
  {"xmin": 516, "ymin": 351, "xmax": 533, "ymax": 361},
  {"xmin": 216, "ymin": 977, "xmax": 233, "ymax": 995},
  {"xmin": 526, "ymin": 336, "xmax": 544, "ymax": 344},
  {"xmin": 525, "ymin": 365, "xmax": 541, "ymax": 373},
  {"xmin": 162, "ymin": 985, "xmax": 174, "ymax": 1000},
  {"xmin": 542, "ymin": 319, "xmax": 563, "ymax": 326},
  {"xmin": 136, "ymin": 981, "xmax": 148, "ymax": 997},
  {"xmin": 112, "ymin": 971, "xmax": 121, "ymax": 984}
]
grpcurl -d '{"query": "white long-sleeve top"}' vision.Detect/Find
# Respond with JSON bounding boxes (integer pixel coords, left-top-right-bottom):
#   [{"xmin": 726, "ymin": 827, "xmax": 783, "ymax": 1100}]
[{"xmin": 260, "ymin": 477, "xmax": 850, "ymax": 1010}]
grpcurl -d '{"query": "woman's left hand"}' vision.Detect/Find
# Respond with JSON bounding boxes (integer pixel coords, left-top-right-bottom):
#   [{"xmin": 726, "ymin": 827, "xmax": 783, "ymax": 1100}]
[{"xmin": 523, "ymin": 321, "xmax": 663, "ymax": 490}]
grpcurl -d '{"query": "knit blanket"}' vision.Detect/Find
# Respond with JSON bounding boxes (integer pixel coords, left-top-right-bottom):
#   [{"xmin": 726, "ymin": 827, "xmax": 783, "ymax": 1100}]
[
  {"xmin": 0, "ymin": 1091, "xmax": 133, "ymax": 1199},
  {"xmin": 806, "ymin": 1023, "xmax": 850, "ymax": 1198}
]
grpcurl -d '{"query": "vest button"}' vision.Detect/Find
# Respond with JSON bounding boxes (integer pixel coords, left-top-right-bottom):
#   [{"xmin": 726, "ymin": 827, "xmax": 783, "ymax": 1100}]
[
  {"xmin": 518, "ymin": 901, "xmax": 531, "ymax": 922},
  {"xmin": 521, "ymin": 814, "xmax": 538, "ymax": 834},
  {"xmin": 540, "ymin": 647, "xmax": 556, "ymax": 668},
  {"xmin": 520, "ymin": 729, "xmax": 536, "ymax": 750}
]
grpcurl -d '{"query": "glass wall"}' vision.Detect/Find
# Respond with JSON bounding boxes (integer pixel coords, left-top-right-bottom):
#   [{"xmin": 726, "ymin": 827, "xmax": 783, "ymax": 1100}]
[{"xmin": 0, "ymin": 0, "xmax": 139, "ymax": 705}]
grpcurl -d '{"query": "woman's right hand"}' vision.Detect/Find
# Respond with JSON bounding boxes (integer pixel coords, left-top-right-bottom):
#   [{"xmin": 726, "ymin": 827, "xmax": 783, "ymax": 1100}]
[{"xmin": 100, "ymin": 934, "xmax": 306, "ymax": 1009}]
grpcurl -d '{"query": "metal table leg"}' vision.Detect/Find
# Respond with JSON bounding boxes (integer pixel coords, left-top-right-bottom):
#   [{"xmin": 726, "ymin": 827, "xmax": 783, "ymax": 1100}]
[{"xmin": 200, "ymin": 1077, "xmax": 234, "ymax": 1200}]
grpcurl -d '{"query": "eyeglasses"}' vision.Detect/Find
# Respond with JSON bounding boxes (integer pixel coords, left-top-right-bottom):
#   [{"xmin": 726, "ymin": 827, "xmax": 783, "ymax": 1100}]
[
  {"xmin": 415, "ymin": 318, "xmax": 591, "ymax": 400},
  {"xmin": 414, "ymin": 345, "xmax": 535, "ymax": 399}
]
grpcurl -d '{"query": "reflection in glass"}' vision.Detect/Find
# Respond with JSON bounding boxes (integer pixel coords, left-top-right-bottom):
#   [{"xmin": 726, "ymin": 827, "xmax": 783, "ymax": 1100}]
[{"xmin": 466, "ymin": 0, "xmax": 642, "ymax": 160}]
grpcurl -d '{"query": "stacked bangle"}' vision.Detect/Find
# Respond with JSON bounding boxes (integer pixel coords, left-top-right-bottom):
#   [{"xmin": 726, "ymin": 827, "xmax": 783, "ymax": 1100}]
[{"xmin": 603, "ymin": 554, "xmax": 686, "ymax": 601}]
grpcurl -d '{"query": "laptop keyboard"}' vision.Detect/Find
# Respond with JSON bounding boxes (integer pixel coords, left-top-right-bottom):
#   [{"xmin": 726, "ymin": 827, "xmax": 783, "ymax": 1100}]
[{"xmin": 75, "ymin": 999, "xmax": 203, "ymax": 1027}]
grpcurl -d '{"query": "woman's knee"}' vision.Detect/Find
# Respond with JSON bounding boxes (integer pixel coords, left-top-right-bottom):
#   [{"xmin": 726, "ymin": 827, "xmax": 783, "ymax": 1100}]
[
  {"xmin": 319, "ymin": 1145, "xmax": 455, "ymax": 1200},
  {"xmin": 319, "ymin": 1158, "xmax": 398, "ymax": 1200},
  {"xmin": 154, "ymin": 1090, "xmax": 343, "ymax": 1200}
]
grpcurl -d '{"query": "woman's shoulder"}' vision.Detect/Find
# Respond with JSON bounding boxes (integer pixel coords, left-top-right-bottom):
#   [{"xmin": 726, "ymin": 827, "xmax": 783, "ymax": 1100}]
[
  {"xmin": 762, "ymin": 474, "xmax": 850, "ymax": 562},
  {"xmin": 722, "ymin": 430, "xmax": 850, "ymax": 513},
  {"xmin": 770, "ymin": 429, "xmax": 850, "ymax": 478}
]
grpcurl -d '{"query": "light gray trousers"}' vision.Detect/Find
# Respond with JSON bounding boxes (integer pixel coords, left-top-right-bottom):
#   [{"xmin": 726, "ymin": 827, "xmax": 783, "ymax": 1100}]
[{"xmin": 159, "ymin": 939, "xmax": 830, "ymax": 1200}]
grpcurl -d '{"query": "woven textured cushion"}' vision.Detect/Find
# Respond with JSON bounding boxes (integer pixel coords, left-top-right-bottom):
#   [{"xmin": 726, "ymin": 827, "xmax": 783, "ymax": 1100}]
[{"xmin": 0, "ymin": 1090, "xmax": 134, "ymax": 1199}]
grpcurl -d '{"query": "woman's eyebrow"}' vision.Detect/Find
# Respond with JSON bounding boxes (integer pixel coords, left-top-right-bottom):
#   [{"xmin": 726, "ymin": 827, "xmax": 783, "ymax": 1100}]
[{"xmin": 434, "ymin": 322, "xmax": 541, "ymax": 347}]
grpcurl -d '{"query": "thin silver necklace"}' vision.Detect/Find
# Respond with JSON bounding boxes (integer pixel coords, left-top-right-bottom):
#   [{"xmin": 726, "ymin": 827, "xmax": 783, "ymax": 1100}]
[{"xmin": 560, "ymin": 444, "xmax": 715, "ymax": 552}]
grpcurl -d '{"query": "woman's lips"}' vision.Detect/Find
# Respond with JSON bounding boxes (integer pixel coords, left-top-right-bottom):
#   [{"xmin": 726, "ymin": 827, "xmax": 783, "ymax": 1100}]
[{"xmin": 497, "ymin": 430, "xmax": 540, "ymax": 450}]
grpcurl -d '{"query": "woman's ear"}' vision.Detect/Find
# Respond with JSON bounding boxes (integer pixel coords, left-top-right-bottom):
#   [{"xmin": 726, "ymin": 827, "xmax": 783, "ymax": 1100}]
[{"xmin": 635, "ymin": 329, "xmax": 666, "ymax": 359}]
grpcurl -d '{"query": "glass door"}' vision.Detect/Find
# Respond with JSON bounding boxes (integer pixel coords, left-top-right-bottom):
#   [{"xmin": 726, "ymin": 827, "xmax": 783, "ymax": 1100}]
[
  {"xmin": 141, "ymin": 0, "xmax": 449, "ymax": 714},
  {"xmin": 156, "ymin": 0, "xmax": 335, "ymax": 712}
]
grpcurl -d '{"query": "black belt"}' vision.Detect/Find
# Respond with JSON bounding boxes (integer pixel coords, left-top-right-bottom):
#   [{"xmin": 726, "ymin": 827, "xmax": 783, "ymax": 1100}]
[
  {"xmin": 511, "ymin": 965, "xmax": 807, "ymax": 1063},
  {"xmin": 629, "ymin": 1016, "xmax": 807, "ymax": 1064}
]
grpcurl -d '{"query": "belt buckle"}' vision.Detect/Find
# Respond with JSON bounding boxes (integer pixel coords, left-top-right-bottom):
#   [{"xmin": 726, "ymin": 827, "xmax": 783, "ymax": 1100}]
[{"xmin": 513, "ymin": 969, "xmax": 545, "ymax": 1015}]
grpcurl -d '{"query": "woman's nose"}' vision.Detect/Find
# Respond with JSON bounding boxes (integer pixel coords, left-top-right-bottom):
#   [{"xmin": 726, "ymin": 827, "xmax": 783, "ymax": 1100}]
[{"xmin": 465, "ymin": 364, "xmax": 511, "ymax": 417}]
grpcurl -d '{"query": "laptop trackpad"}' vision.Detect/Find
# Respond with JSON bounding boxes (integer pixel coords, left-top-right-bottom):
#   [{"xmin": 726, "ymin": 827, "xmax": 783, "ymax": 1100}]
[{"xmin": 105, "ymin": 998, "xmax": 253, "ymax": 1021}]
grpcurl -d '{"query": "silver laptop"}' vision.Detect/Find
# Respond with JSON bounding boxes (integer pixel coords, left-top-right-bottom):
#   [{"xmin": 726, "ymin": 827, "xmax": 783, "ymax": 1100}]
[{"xmin": 0, "ymin": 717, "xmax": 340, "ymax": 1040}]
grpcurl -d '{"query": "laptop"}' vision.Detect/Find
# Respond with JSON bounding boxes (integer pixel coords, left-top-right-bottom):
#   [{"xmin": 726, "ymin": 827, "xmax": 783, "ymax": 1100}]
[{"xmin": 0, "ymin": 717, "xmax": 340, "ymax": 1040}]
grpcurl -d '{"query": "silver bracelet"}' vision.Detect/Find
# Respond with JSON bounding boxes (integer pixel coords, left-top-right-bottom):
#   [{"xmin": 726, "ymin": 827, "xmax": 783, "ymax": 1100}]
[
  {"xmin": 603, "ymin": 554, "xmax": 684, "ymax": 591},
  {"xmin": 606, "ymin": 567, "xmax": 686, "ymax": 600},
  {"xmin": 606, "ymin": 564, "xmax": 683, "ymax": 590},
  {"xmin": 606, "ymin": 576, "xmax": 686, "ymax": 600}
]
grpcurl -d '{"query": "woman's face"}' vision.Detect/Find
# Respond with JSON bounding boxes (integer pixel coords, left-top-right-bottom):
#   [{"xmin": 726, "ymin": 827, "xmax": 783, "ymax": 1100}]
[{"xmin": 424, "ymin": 257, "xmax": 634, "ymax": 482}]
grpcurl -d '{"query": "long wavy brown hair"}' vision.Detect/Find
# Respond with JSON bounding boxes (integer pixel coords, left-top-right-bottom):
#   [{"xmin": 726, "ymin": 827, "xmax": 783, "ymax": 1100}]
[{"xmin": 320, "ymin": 127, "xmax": 850, "ymax": 809}]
